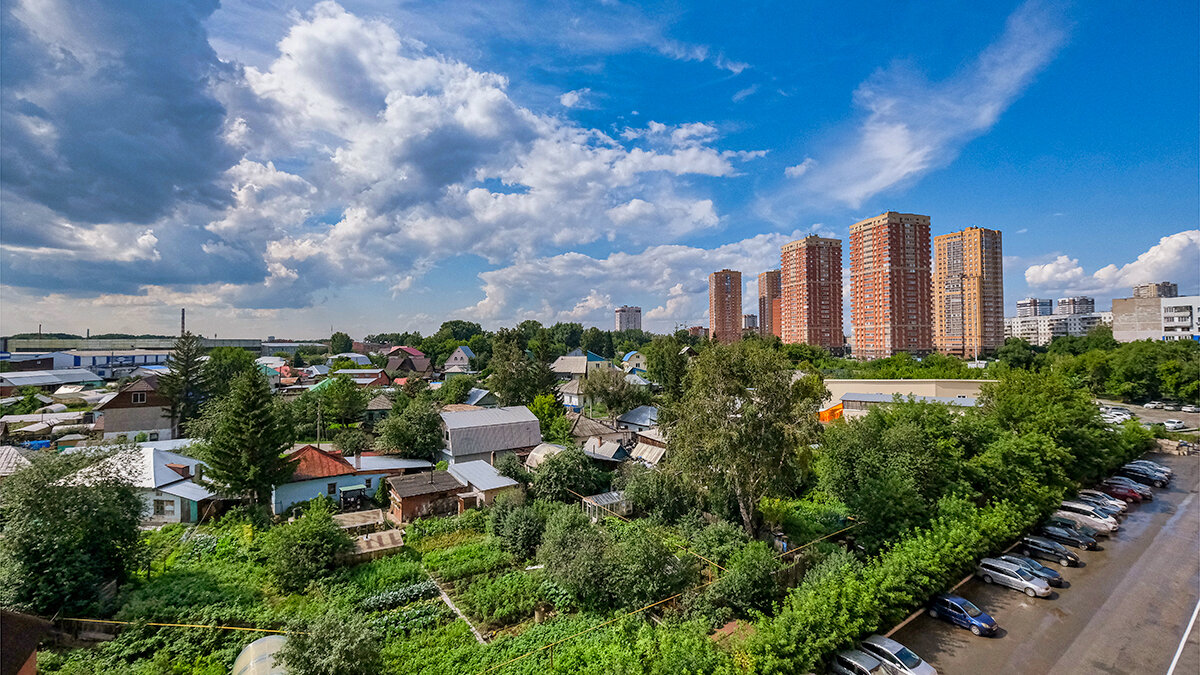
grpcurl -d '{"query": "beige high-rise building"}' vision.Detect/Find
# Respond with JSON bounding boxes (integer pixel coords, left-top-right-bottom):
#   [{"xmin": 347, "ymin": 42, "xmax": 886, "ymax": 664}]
[
  {"xmin": 849, "ymin": 212, "xmax": 932, "ymax": 360},
  {"xmin": 757, "ymin": 270, "xmax": 782, "ymax": 338},
  {"xmin": 780, "ymin": 236, "xmax": 843, "ymax": 350},
  {"xmin": 933, "ymin": 227, "xmax": 1004, "ymax": 358},
  {"xmin": 708, "ymin": 269, "xmax": 742, "ymax": 343}
]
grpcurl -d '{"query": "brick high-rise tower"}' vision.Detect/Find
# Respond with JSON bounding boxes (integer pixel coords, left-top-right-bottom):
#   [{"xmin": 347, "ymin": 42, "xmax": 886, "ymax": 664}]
[
  {"xmin": 780, "ymin": 236, "xmax": 843, "ymax": 350},
  {"xmin": 708, "ymin": 269, "xmax": 742, "ymax": 343},
  {"xmin": 933, "ymin": 227, "xmax": 1003, "ymax": 358},
  {"xmin": 849, "ymin": 212, "xmax": 932, "ymax": 359},
  {"xmin": 757, "ymin": 270, "xmax": 782, "ymax": 338}
]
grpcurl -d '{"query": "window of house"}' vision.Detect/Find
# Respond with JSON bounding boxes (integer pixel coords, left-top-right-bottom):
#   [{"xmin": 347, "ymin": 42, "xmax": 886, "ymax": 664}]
[
  {"xmin": 365, "ymin": 478, "xmax": 372, "ymax": 489},
  {"xmin": 328, "ymin": 482, "xmax": 337, "ymax": 495},
  {"xmin": 131, "ymin": 392, "xmax": 147, "ymax": 404},
  {"xmin": 153, "ymin": 499, "xmax": 175, "ymax": 516},
  {"xmin": 149, "ymin": 432, "xmax": 159, "ymax": 441}
]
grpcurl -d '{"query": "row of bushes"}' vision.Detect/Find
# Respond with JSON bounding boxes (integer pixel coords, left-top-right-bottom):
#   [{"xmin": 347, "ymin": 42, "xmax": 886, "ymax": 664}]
[{"xmin": 359, "ymin": 579, "xmax": 440, "ymax": 612}]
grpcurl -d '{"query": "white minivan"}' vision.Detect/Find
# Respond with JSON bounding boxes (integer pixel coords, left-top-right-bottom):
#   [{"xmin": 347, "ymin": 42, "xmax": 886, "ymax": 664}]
[{"xmin": 1059, "ymin": 501, "xmax": 1119, "ymax": 532}]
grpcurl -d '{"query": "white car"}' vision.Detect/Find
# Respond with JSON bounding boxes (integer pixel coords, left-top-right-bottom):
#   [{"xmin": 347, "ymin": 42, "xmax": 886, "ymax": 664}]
[
  {"xmin": 1060, "ymin": 501, "xmax": 1120, "ymax": 531},
  {"xmin": 859, "ymin": 635, "xmax": 938, "ymax": 675},
  {"xmin": 1077, "ymin": 489, "xmax": 1128, "ymax": 513},
  {"xmin": 1053, "ymin": 509, "xmax": 1116, "ymax": 535},
  {"xmin": 1182, "ymin": 405, "xmax": 1199, "ymax": 413},
  {"xmin": 1144, "ymin": 401, "xmax": 1163, "ymax": 409},
  {"xmin": 1164, "ymin": 419, "xmax": 1186, "ymax": 431}
]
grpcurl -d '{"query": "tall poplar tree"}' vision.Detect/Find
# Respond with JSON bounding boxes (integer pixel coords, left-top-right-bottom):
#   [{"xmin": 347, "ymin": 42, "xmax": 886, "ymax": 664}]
[
  {"xmin": 159, "ymin": 331, "xmax": 208, "ymax": 437},
  {"xmin": 197, "ymin": 371, "xmax": 295, "ymax": 505}
]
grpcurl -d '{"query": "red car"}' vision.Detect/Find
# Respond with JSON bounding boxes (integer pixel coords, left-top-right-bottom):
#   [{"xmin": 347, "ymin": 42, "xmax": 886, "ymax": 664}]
[{"xmin": 1099, "ymin": 483, "xmax": 1143, "ymax": 503}]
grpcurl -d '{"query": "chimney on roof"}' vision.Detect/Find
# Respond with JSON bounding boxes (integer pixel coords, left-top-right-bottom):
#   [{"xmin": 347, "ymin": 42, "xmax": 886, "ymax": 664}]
[{"xmin": 355, "ymin": 452, "xmax": 361, "ymax": 470}]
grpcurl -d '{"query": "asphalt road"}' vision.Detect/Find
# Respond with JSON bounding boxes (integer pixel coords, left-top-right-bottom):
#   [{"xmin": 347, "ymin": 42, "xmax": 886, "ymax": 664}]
[{"xmin": 892, "ymin": 451, "xmax": 1200, "ymax": 675}]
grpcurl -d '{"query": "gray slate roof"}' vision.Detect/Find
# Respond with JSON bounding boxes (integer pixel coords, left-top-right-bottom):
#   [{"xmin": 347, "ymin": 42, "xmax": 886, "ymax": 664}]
[
  {"xmin": 448, "ymin": 460, "xmax": 518, "ymax": 492},
  {"xmin": 387, "ymin": 471, "xmax": 465, "ymax": 498},
  {"xmin": 617, "ymin": 405, "xmax": 658, "ymax": 427},
  {"xmin": 463, "ymin": 388, "xmax": 493, "ymax": 406},
  {"xmin": 841, "ymin": 392, "xmax": 979, "ymax": 407},
  {"xmin": 0, "ymin": 370, "xmax": 103, "ymax": 388},
  {"xmin": 0, "ymin": 445, "xmax": 31, "ymax": 477}
]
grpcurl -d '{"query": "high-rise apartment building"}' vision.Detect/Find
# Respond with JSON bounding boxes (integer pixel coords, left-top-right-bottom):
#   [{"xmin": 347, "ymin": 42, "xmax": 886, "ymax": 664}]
[
  {"xmin": 1055, "ymin": 296, "xmax": 1095, "ymax": 315},
  {"xmin": 742, "ymin": 314, "xmax": 758, "ymax": 331},
  {"xmin": 780, "ymin": 235, "xmax": 843, "ymax": 350},
  {"xmin": 708, "ymin": 269, "xmax": 742, "ymax": 343},
  {"xmin": 757, "ymin": 270, "xmax": 782, "ymax": 338},
  {"xmin": 1132, "ymin": 282, "xmax": 1178, "ymax": 298},
  {"xmin": 1016, "ymin": 297, "xmax": 1052, "ymax": 317},
  {"xmin": 933, "ymin": 227, "xmax": 1004, "ymax": 358},
  {"xmin": 614, "ymin": 305, "xmax": 642, "ymax": 332},
  {"xmin": 849, "ymin": 212, "xmax": 932, "ymax": 360}
]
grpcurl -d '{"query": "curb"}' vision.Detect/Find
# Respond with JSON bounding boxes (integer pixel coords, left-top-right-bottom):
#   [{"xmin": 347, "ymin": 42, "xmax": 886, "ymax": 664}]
[{"xmin": 884, "ymin": 541, "xmax": 1019, "ymax": 638}]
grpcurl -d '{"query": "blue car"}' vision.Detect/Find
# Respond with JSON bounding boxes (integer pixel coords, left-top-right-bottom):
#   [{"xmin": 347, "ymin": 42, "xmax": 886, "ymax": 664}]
[{"xmin": 928, "ymin": 594, "xmax": 998, "ymax": 636}]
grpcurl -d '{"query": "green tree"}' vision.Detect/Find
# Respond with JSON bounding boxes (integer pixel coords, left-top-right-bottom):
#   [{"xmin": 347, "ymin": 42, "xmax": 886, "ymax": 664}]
[
  {"xmin": 196, "ymin": 371, "xmax": 295, "ymax": 505},
  {"xmin": 707, "ymin": 540, "xmax": 782, "ymax": 617},
  {"xmin": 439, "ymin": 375, "xmax": 475, "ymax": 404},
  {"xmin": 0, "ymin": 448, "xmax": 143, "ymax": 614},
  {"xmin": 582, "ymin": 366, "xmax": 649, "ymax": 419},
  {"xmin": 202, "ymin": 346, "xmax": 258, "ymax": 399},
  {"xmin": 663, "ymin": 341, "xmax": 826, "ymax": 535},
  {"xmin": 489, "ymin": 330, "xmax": 555, "ymax": 405},
  {"xmin": 291, "ymin": 351, "xmax": 306, "ymax": 369},
  {"xmin": 531, "ymin": 445, "xmax": 610, "ymax": 502},
  {"xmin": 0, "ymin": 387, "xmax": 46, "ymax": 415},
  {"xmin": 260, "ymin": 498, "xmax": 354, "ymax": 593},
  {"xmin": 538, "ymin": 505, "xmax": 611, "ymax": 608},
  {"xmin": 373, "ymin": 398, "xmax": 443, "ymax": 460},
  {"xmin": 159, "ymin": 331, "xmax": 209, "ymax": 437},
  {"xmin": 607, "ymin": 520, "xmax": 700, "ymax": 609},
  {"xmin": 643, "ymin": 335, "xmax": 689, "ymax": 401},
  {"xmin": 278, "ymin": 609, "xmax": 382, "ymax": 675},
  {"xmin": 330, "ymin": 331, "xmax": 354, "ymax": 355},
  {"xmin": 995, "ymin": 337, "xmax": 1038, "ymax": 370},
  {"xmin": 580, "ymin": 327, "xmax": 614, "ymax": 358},
  {"xmin": 334, "ymin": 428, "xmax": 370, "ymax": 457},
  {"xmin": 618, "ymin": 463, "xmax": 700, "ymax": 523},
  {"xmin": 322, "ymin": 375, "xmax": 369, "ymax": 427}
]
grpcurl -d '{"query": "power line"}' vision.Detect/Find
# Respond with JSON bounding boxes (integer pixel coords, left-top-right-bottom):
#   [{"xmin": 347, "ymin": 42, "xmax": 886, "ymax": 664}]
[{"xmin": 60, "ymin": 617, "xmax": 303, "ymax": 635}]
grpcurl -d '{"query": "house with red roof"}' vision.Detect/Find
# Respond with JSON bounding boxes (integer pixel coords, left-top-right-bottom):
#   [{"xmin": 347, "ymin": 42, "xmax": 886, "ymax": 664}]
[{"xmin": 271, "ymin": 445, "xmax": 433, "ymax": 515}]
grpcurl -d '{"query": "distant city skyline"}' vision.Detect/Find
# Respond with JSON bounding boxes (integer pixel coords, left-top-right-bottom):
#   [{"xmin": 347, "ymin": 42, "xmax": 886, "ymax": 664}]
[{"xmin": 2, "ymin": 1, "xmax": 1197, "ymax": 339}]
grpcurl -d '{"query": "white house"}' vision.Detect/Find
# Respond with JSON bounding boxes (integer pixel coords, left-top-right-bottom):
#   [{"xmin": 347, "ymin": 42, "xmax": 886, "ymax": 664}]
[
  {"xmin": 621, "ymin": 351, "xmax": 647, "ymax": 372},
  {"xmin": 72, "ymin": 440, "xmax": 215, "ymax": 526},
  {"xmin": 444, "ymin": 345, "xmax": 476, "ymax": 373}
]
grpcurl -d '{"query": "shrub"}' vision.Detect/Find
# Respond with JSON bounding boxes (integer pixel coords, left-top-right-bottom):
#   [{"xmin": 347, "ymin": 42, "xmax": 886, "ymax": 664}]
[
  {"xmin": 359, "ymin": 580, "xmax": 439, "ymax": 612},
  {"xmin": 370, "ymin": 599, "xmax": 455, "ymax": 639},
  {"xmin": 423, "ymin": 540, "xmax": 513, "ymax": 581},
  {"xmin": 279, "ymin": 609, "xmax": 383, "ymax": 675},
  {"xmin": 458, "ymin": 571, "xmax": 542, "ymax": 628},
  {"xmin": 342, "ymin": 553, "xmax": 425, "ymax": 594},
  {"xmin": 259, "ymin": 500, "xmax": 353, "ymax": 593}
]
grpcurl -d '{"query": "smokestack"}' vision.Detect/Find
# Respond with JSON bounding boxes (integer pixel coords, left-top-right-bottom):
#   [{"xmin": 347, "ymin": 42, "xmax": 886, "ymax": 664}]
[{"xmin": 180, "ymin": 308, "xmax": 186, "ymax": 336}]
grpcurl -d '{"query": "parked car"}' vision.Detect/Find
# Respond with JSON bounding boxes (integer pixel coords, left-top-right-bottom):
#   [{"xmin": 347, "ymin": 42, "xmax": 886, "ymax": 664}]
[
  {"xmin": 1144, "ymin": 401, "xmax": 1163, "ymax": 409},
  {"xmin": 1108, "ymin": 406, "xmax": 1132, "ymax": 415},
  {"xmin": 1060, "ymin": 501, "xmax": 1120, "ymax": 530},
  {"xmin": 1098, "ymin": 482, "xmax": 1144, "ymax": 503},
  {"xmin": 1181, "ymin": 405, "xmax": 1199, "ymax": 413},
  {"xmin": 1102, "ymin": 476, "xmax": 1154, "ymax": 500},
  {"xmin": 1163, "ymin": 402, "xmax": 1181, "ymax": 411},
  {"xmin": 928, "ymin": 594, "xmax": 998, "ymax": 636},
  {"xmin": 1076, "ymin": 489, "xmax": 1128, "ymax": 513},
  {"xmin": 1127, "ymin": 459, "xmax": 1172, "ymax": 476},
  {"xmin": 1118, "ymin": 466, "xmax": 1169, "ymax": 488},
  {"xmin": 976, "ymin": 558, "xmax": 1052, "ymax": 598},
  {"xmin": 1000, "ymin": 554, "xmax": 1064, "ymax": 588},
  {"xmin": 1020, "ymin": 535, "xmax": 1081, "ymax": 566},
  {"xmin": 1038, "ymin": 525, "xmax": 1098, "ymax": 550},
  {"xmin": 1125, "ymin": 462, "xmax": 1171, "ymax": 480},
  {"xmin": 1045, "ymin": 515, "xmax": 1103, "ymax": 540},
  {"xmin": 859, "ymin": 635, "xmax": 938, "ymax": 675},
  {"xmin": 831, "ymin": 650, "xmax": 891, "ymax": 675},
  {"xmin": 1164, "ymin": 419, "xmax": 1186, "ymax": 431}
]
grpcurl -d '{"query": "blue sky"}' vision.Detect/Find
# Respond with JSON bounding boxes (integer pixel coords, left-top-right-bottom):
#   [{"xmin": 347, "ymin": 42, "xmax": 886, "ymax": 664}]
[{"xmin": 1, "ymin": 0, "xmax": 1197, "ymax": 339}]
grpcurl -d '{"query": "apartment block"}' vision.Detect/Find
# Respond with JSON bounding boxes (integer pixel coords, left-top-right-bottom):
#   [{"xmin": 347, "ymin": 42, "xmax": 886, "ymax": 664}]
[
  {"xmin": 781, "ymin": 235, "xmax": 843, "ymax": 351},
  {"xmin": 742, "ymin": 314, "xmax": 758, "ymax": 331},
  {"xmin": 1112, "ymin": 296, "xmax": 1200, "ymax": 342},
  {"xmin": 1005, "ymin": 312, "xmax": 1113, "ymax": 346},
  {"xmin": 708, "ymin": 269, "xmax": 742, "ymax": 343},
  {"xmin": 932, "ymin": 227, "xmax": 1004, "ymax": 358},
  {"xmin": 849, "ymin": 212, "xmax": 932, "ymax": 359},
  {"xmin": 1132, "ymin": 282, "xmax": 1178, "ymax": 299},
  {"xmin": 1016, "ymin": 297, "xmax": 1052, "ymax": 317},
  {"xmin": 1055, "ymin": 296, "xmax": 1095, "ymax": 315},
  {"xmin": 614, "ymin": 305, "xmax": 642, "ymax": 332},
  {"xmin": 757, "ymin": 270, "xmax": 782, "ymax": 338}
]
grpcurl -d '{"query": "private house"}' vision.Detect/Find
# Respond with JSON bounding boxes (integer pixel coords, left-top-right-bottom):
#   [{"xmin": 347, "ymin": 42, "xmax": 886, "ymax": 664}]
[
  {"xmin": 94, "ymin": 376, "xmax": 173, "ymax": 441},
  {"xmin": 75, "ymin": 442, "xmax": 216, "ymax": 525},
  {"xmin": 333, "ymin": 369, "xmax": 390, "ymax": 387},
  {"xmin": 272, "ymin": 445, "xmax": 393, "ymax": 515},
  {"xmin": 616, "ymin": 405, "xmax": 658, "ymax": 432},
  {"xmin": 551, "ymin": 349, "xmax": 612, "ymax": 381},
  {"xmin": 0, "ymin": 369, "xmax": 103, "ymax": 396},
  {"xmin": 463, "ymin": 387, "xmax": 498, "ymax": 407},
  {"xmin": 556, "ymin": 379, "xmax": 586, "ymax": 411},
  {"xmin": 564, "ymin": 412, "xmax": 623, "ymax": 445},
  {"xmin": 386, "ymin": 349, "xmax": 434, "ymax": 378},
  {"xmin": 448, "ymin": 460, "xmax": 518, "ymax": 506},
  {"xmin": 386, "ymin": 471, "xmax": 466, "ymax": 523},
  {"xmin": 439, "ymin": 406, "xmax": 542, "ymax": 465},
  {"xmin": 327, "ymin": 353, "xmax": 371, "ymax": 366},
  {"xmin": 443, "ymin": 345, "xmax": 476, "ymax": 373},
  {"xmin": 364, "ymin": 393, "xmax": 392, "ymax": 427},
  {"xmin": 582, "ymin": 437, "xmax": 627, "ymax": 465},
  {"xmin": 621, "ymin": 351, "xmax": 647, "ymax": 372},
  {"xmin": 0, "ymin": 445, "xmax": 31, "ymax": 483},
  {"xmin": 624, "ymin": 372, "xmax": 651, "ymax": 388},
  {"xmin": 679, "ymin": 346, "xmax": 699, "ymax": 359},
  {"xmin": 302, "ymin": 365, "xmax": 330, "ymax": 378}
]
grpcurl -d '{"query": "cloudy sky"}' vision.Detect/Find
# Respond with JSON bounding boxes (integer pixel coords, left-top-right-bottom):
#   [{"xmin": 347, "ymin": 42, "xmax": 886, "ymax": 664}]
[{"xmin": 1, "ymin": 0, "xmax": 1197, "ymax": 339}]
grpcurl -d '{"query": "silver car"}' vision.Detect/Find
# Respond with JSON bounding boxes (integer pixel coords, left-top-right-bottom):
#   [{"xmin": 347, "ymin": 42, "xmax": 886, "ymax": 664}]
[
  {"xmin": 976, "ymin": 557, "xmax": 1052, "ymax": 597},
  {"xmin": 860, "ymin": 635, "xmax": 937, "ymax": 675},
  {"xmin": 831, "ymin": 649, "xmax": 892, "ymax": 675}
]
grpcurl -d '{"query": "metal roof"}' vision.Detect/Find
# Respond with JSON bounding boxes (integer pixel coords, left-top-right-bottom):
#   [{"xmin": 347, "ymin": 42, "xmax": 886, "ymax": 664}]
[
  {"xmin": 840, "ymin": 392, "xmax": 979, "ymax": 407},
  {"xmin": 624, "ymin": 373, "xmax": 650, "ymax": 386},
  {"xmin": 630, "ymin": 442, "xmax": 666, "ymax": 466},
  {"xmin": 621, "ymin": 351, "xmax": 640, "ymax": 361},
  {"xmin": 0, "ymin": 446, "xmax": 31, "ymax": 477},
  {"xmin": 387, "ymin": 471, "xmax": 465, "ymax": 498},
  {"xmin": 448, "ymin": 460, "xmax": 518, "ymax": 492},
  {"xmin": 582, "ymin": 490, "xmax": 626, "ymax": 506},
  {"xmin": 440, "ymin": 406, "xmax": 538, "ymax": 430},
  {"xmin": 0, "ymin": 370, "xmax": 103, "ymax": 387},
  {"xmin": 463, "ymin": 388, "xmax": 493, "ymax": 406},
  {"xmin": 617, "ymin": 405, "xmax": 658, "ymax": 427},
  {"xmin": 453, "ymin": 345, "xmax": 476, "ymax": 358},
  {"xmin": 355, "ymin": 455, "xmax": 433, "ymax": 471}
]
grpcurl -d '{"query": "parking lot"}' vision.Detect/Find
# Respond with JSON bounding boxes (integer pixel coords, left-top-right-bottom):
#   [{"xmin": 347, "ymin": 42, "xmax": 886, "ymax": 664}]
[
  {"xmin": 891, "ymin": 451, "xmax": 1200, "ymax": 674},
  {"xmin": 1098, "ymin": 399, "xmax": 1200, "ymax": 431}
]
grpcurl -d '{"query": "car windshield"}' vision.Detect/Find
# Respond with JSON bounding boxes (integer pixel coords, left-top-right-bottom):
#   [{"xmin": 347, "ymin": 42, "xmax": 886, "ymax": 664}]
[
  {"xmin": 959, "ymin": 600, "xmax": 982, "ymax": 617},
  {"xmin": 1014, "ymin": 567, "xmax": 1034, "ymax": 581},
  {"xmin": 894, "ymin": 646, "xmax": 922, "ymax": 669}
]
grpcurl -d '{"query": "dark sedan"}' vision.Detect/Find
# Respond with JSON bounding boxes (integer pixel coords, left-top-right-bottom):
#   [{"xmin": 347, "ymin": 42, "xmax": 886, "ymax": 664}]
[
  {"xmin": 1019, "ymin": 535, "xmax": 1081, "ymax": 567},
  {"xmin": 1117, "ymin": 466, "xmax": 1168, "ymax": 488},
  {"xmin": 1038, "ymin": 525, "xmax": 1098, "ymax": 550},
  {"xmin": 1000, "ymin": 554, "xmax": 1064, "ymax": 587},
  {"xmin": 1044, "ymin": 516, "xmax": 1103, "ymax": 540}
]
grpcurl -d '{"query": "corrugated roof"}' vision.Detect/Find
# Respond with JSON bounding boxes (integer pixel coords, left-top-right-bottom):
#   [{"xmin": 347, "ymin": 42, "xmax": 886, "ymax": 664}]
[
  {"xmin": 387, "ymin": 471, "xmax": 464, "ymax": 498},
  {"xmin": 617, "ymin": 405, "xmax": 658, "ymax": 427},
  {"xmin": 440, "ymin": 406, "xmax": 538, "ymax": 429},
  {"xmin": 448, "ymin": 460, "xmax": 518, "ymax": 492},
  {"xmin": 289, "ymin": 445, "xmax": 357, "ymax": 481},
  {"xmin": 551, "ymin": 356, "xmax": 588, "ymax": 375},
  {"xmin": 556, "ymin": 379, "xmax": 583, "ymax": 395},
  {"xmin": 0, "ymin": 446, "xmax": 31, "ymax": 477},
  {"xmin": 621, "ymin": 351, "xmax": 640, "ymax": 362},
  {"xmin": 0, "ymin": 370, "xmax": 103, "ymax": 388},
  {"xmin": 624, "ymin": 373, "xmax": 650, "ymax": 386},
  {"xmin": 840, "ymin": 392, "xmax": 979, "ymax": 407},
  {"xmin": 583, "ymin": 437, "xmax": 626, "ymax": 462},
  {"xmin": 0, "ymin": 411, "xmax": 85, "ymax": 424},
  {"xmin": 631, "ymin": 443, "xmax": 666, "ymax": 466},
  {"xmin": 463, "ymin": 388, "xmax": 493, "ymax": 406}
]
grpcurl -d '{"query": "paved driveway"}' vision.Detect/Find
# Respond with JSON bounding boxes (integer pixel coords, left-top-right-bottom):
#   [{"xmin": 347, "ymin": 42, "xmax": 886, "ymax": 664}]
[{"xmin": 891, "ymin": 452, "xmax": 1200, "ymax": 674}]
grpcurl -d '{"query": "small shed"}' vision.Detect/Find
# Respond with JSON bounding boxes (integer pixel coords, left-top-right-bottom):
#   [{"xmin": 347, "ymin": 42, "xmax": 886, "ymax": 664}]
[
  {"xmin": 386, "ymin": 471, "xmax": 466, "ymax": 524},
  {"xmin": 448, "ymin": 460, "xmax": 519, "ymax": 505},
  {"xmin": 581, "ymin": 490, "xmax": 632, "ymax": 522}
]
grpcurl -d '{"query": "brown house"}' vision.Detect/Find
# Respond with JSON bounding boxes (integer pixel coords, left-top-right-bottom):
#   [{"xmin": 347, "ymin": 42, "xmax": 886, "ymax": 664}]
[
  {"xmin": 386, "ymin": 471, "xmax": 466, "ymax": 524},
  {"xmin": 385, "ymin": 353, "xmax": 433, "ymax": 378},
  {"xmin": 94, "ymin": 376, "xmax": 173, "ymax": 441}
]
